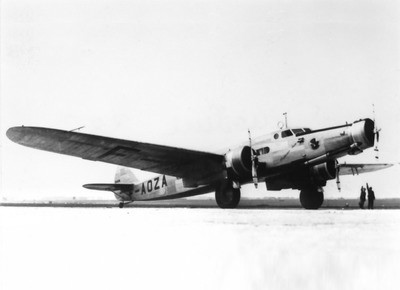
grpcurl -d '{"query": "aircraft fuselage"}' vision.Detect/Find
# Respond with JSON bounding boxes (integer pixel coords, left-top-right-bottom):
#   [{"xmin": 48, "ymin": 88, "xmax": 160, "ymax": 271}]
[{"xmin": 114, "ymin": 175, "xmax": 212, "ymax": 202}]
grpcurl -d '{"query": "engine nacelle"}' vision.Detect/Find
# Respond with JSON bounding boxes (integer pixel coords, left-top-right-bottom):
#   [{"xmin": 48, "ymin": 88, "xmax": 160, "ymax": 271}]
[
  {"xmin": 310, "ymin": 160, "xmax": 337, "ymax": 185},
  {"xmin": 225, "ymin": 146, "xmax": 253, "ymax": 179},
  {"xmin": 267, "ymin": 160, "xmax": 337, "ymax": 190},
  {"xmin": 349, "ymin": 118, "xmax": 375, "ymax": 151}
]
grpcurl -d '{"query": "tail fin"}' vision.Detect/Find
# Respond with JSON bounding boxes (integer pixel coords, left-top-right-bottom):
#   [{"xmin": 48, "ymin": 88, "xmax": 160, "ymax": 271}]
[{"xmin": 115, "ymin": 167, "xmax": 139, "ymax": 184}]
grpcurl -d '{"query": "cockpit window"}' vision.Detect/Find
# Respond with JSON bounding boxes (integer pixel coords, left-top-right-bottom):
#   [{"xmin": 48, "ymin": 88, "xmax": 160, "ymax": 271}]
[
  {"xmin": 281, "ymin": 129, "xmax": 293, "ymax": 138},
  {"xmin": 294, "ymin": 128, "xmax": 312, "ymax": 136},
  {"xmin": 292, "ymin": 129, "xmax": 304, "ymax": 135}
]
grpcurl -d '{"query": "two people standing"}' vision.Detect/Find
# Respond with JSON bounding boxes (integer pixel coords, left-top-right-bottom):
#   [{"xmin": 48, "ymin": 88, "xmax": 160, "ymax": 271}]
[{"xmin": 359, "ymin": 183, "xmax": 375, "ymax": 209}]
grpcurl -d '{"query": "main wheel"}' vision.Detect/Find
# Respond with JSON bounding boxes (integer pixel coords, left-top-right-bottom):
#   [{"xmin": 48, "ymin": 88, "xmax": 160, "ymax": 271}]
[
  {"xmin": 215, "ymin": 181, "xmax": 241, "ymax": 209},
  {"xmin": 300, "ymin": 187, "xmax": 324, "ymax": 209}
]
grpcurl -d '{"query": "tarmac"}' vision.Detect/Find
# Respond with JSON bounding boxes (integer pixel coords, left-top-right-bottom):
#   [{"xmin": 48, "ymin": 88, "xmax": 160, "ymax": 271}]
[
  {"xmin": 1, "ymin": 200, "xmax": 400, "ymax": 290},
  {"xmin": 1, "ymin": 197, "xmax": 400, "ymax": 209}
]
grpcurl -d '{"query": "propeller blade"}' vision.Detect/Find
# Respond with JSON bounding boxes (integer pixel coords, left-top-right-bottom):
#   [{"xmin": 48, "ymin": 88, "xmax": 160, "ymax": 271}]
[
  {"xmin": 372, "ymin": 104, "xmax": 380, "ymax": 159},
  {"xmin": 335, "ymin": 161, "xmax": 341, "ymax": 192},
  {"xmin": 248, "ymin": 129, "xmax": 258, "ymax": 188},
  {"xmin": 252, "ymin": 162, "xmax": 258, "ymax": 188}
]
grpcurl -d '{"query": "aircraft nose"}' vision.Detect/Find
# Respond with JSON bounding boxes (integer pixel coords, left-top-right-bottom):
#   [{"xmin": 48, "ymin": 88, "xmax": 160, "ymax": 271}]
[
  {"xmin": 350, "ymin": 118, "xmax": 375, "ymax": 149},
  {"xmin": 363, "ymin": 118, "xmax": 375, "ymax": 146}
]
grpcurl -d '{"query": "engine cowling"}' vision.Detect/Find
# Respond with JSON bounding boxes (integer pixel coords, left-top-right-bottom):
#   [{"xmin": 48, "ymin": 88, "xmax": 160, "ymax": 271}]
[
  {"xmin": 349, "ymin": 118, "xmax": 375, "ymax": 151},
  {"xmin": 310, "ymin": 160, "xmax": 337, "ymax": 185},
  {"xmin": 266, "ymin": 160, "xmax": 337, "ymax": 190},
  {"xmin": 225, "ymin": 146, "xmax": 253, "ymax": 179}
]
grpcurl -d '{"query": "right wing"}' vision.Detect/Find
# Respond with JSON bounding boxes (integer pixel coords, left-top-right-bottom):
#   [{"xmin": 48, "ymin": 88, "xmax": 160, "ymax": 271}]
[
  {"xmin": 338, "ymin": 163, "xmax": 394, "ymax": 176},
  {"xmin": 7, "ymin": 126, "xmax": 226, "ymax": 185}
]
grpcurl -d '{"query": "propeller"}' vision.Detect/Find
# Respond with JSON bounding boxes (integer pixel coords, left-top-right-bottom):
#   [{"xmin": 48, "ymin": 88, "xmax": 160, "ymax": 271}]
[
  {"xmin": 373, "ymin": 104, "xmax": 381, "ymax": 159},
  {"xmin": 248, "ymin": 129, "xmax": 259, "ymax": 188},
  {"xmin": 335, "ymin": 160, "xmax": 341, "ymax": 192}
]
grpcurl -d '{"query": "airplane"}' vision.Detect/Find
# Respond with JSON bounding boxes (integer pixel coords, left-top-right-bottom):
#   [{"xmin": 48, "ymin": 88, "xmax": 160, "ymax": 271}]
[{"xmin": 6, "ymin": 117, "xmax": 393, "ymax": 209}]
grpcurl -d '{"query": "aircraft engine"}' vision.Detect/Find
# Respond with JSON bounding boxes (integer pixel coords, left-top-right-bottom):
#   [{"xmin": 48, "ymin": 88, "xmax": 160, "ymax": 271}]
[
  {"xmin": 310, "ymin": 160, "xmax": 337, "ymax": 185},
  {"xmin": 267, "ymin": 160, "xmax": 337, "ymax": 190},
  {"xmin": 349, "ymin": 118, "xmax": 375, "ymax": 151},
  {"xmin": 225, "ymin": 146, "xmax": 254, "ymax": 179}
]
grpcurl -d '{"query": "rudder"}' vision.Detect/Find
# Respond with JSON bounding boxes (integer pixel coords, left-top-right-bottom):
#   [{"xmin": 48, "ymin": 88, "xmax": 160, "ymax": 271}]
[{"xmin": 115, "ymin": 167, "xmax": 139, "ymax": 184}]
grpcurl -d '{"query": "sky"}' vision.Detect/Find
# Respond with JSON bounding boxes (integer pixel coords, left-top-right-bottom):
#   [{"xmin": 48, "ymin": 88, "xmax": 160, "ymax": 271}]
[{"xmin": 1, "ymin": 0, "xmax": 399, "ymax": 201}]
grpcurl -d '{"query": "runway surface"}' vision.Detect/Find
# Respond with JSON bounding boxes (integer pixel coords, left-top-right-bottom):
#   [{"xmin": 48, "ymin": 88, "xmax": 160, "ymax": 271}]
[
  {"xmin": 2, "ymin": 197, "xmax": 400, "ymax": 209},
  {"xmin": 1, "ymin": 207, "xmax": 399, "ymax": 290}
]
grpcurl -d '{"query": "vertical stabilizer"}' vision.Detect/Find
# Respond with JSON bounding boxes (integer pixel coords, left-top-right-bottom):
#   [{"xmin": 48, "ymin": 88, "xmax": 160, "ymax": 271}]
[{"xmin": 115, "ymin": 167, "xmax": 139, "ymax": 184}]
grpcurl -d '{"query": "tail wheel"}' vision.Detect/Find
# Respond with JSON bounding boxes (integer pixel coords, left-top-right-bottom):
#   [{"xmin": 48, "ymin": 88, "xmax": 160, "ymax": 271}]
[
  {"xmin": 300, "ymin": 187, "xmax": 324, "ymax": 209},
  {"xmin": 215, "ymin": 181, "xmax": 241, "ymax": 209}
]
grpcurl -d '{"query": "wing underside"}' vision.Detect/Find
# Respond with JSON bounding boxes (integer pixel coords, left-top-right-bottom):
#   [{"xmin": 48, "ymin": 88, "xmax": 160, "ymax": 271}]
[
  {"xmin": 338, "ymin": 163, "xmax": 393, "ymax": 176},
  {"xmin": 7, "ymin": 126, "xmax": 226, "ymax": 185}
]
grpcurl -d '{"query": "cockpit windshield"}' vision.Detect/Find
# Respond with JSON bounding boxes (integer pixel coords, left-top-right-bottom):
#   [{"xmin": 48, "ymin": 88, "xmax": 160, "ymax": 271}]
[
  {"xmin": 281, "ymin": 128, "xmax": 312, "ymax": 138},
  {"xmin": 293, "ymin": 128, "xmax": 312, "ymax": 136},
  {"xmin": 281, "ymin": 130, "xmax": 293, "ymax": 138},
  {"xmin": 291, "ymin": 129, "xmax": 304, "ymax": 135}
]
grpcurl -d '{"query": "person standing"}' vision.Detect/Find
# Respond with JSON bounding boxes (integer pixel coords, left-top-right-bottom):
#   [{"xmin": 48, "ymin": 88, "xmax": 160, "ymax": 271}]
[
  {"xmin": 359, "ymin": 186, "xmax": 366, "ymax": 209},
  {"xmin": 367, "ymin": 183, "xmax": 375, "ymax": 209}
]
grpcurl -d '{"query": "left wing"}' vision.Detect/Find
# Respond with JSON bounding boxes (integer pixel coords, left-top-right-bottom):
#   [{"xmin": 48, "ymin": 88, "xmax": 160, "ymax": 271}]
[
  {"xmin": 338, "ymin": 163, "xmax": 393, "ymax": 176},
  {"xmin": 6, "ymin": 126, "xmax": 226, "ymax": 185}
]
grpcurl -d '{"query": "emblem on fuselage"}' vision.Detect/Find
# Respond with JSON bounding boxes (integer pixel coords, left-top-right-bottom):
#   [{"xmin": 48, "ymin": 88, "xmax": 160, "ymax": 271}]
[{"xmin": 310, "ymin": 138, "xmax": 320, "ymax": 149}]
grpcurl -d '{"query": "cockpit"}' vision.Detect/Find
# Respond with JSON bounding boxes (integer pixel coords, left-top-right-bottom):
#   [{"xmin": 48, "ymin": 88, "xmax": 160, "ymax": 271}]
[
  {"xmin": 256, "ymin": 128, "xmax": 313, "ymax": 156},
  {"xmin": 274, "ymin": 128, "xmax": 312, "ymax": 139}
]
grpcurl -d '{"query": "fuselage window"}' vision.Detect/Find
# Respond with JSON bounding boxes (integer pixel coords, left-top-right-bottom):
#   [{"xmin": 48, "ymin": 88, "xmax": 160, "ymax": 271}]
[
  {"xmin": 257, "ymin": 147, "xmax": 270, "ymax": 155},
  {"xmin": 274, "ymin": 133, "xmax": 279, "ymax": 139}
]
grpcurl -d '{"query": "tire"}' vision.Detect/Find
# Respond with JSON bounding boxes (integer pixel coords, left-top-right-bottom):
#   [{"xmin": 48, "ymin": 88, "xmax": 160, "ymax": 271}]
[
  {"xmin": 300, "ymin": 187, "xmax": 324, "ymax": 209},
  {"xmin": 215, "ymin": 181, "xmax": 241, "ymax": 209}
]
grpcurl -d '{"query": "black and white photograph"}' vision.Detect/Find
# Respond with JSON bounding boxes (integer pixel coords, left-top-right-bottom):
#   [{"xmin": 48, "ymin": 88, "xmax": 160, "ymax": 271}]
[{"xmin": 1, "ymin": 1, "xmax": 399, "ymax": 289}]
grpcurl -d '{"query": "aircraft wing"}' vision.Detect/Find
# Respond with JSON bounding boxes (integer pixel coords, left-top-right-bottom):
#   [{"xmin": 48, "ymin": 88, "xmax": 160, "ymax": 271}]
[
  {"xmin": 6, "ymin": 126, "xmax": 226, "ymax": 185},
  {"xmin": 337, "ymin": 163, "xmax": 393, "ymax": 176}
]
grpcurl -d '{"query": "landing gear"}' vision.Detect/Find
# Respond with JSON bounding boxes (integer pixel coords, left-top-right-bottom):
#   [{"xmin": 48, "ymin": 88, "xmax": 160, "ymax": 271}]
[
  {"xmin": 118, "ymin": 201, "xmax": 133, "ymax": 208},
  {"xmin": 215, "ymin": 181, "xmax": 241, "ymax": 209},
  {"xmin": 300, "ymin": 186, "xmax": 324, "ymax": 209}
]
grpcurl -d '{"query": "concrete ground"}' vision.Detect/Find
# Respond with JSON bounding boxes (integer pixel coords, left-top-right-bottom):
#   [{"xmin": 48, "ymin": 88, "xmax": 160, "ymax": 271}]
[{"xmin": 1, "ymin": 206, "xmax": 399, "ymax": 290}]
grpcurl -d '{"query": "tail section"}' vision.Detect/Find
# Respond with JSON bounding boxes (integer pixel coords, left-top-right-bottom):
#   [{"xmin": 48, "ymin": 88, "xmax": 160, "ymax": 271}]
[
  {"xmin": 115, "ymin": 167, "xmax": 139, "ymax": 184},
  {"xmin": 83, "ymin": 167, "xmax": 139, "ymax": 202}
]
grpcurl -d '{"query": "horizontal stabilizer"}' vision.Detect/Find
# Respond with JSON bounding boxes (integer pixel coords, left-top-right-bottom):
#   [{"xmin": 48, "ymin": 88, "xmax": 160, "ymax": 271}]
[
  {"xmin": 338, "ymin": 163, "xmax": 393, "ymax": 176},
  {"xmin": 83, "ymin": 183, "xmax": 133, "ymax": 192}
]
